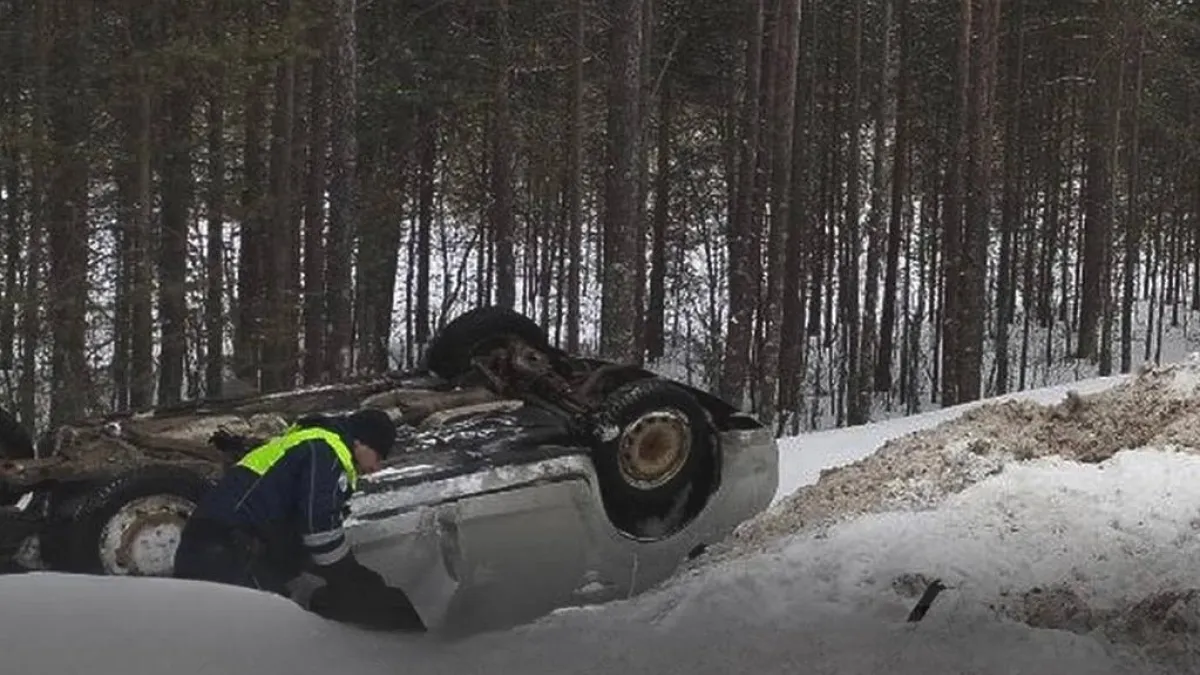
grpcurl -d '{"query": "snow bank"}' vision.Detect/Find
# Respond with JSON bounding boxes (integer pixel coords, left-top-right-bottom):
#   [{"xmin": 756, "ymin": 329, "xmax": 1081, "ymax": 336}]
[
  {"xmin": 739, "ymin": 360, "xmax": 1200, "ymax": 551},
  {"xmin": 9, "ymin": 448, "xmax": 1199, "ymax": 674}
]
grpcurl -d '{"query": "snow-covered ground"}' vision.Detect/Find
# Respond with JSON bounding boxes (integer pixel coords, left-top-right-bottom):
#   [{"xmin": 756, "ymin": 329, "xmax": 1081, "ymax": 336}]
[{"xmin": 9, "ymin": 360, "xmax": 1200, "ymax": 674}]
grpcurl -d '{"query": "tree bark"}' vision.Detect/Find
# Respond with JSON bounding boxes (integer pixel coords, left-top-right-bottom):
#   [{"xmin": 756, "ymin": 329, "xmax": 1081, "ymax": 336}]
[
  {"xmin": 302, "ymin": 12, "xmax": 329, "ymax": 384},
  {"xmin": 157, "ymin": 2, "xmax": 196, "ymax": 405},
  {"xmin": 0, "ymin": 141, "xmax": 17, "ymax": 372},
  {"xmin": 1078, "ymin": 0, "xmax": 1122, "ymax": 363},
  {"xmin": 995, "ymin": 0, "xmax": 1025, "ymax": 395},
  {"xmin": 758, "ymin": 0, "xmax": 800, "ymax": 426},
  {"xmin": 262, "ymin": 9, "xmax": 297, "ymax": 393},
  {"xmin": 204, "ymin": 0, "xmax": 227, "ymax": 398},
  {"xmin": 718, "ymin": 0, "xmax": 764, "ymax": 407},
  {"xmin": 46, "ymin": 0, "xmax": 93, "ymax": 424},
  {"xmin": 599, "ymin": 0, "xmax": 644, "ymax": 363},
  {"xmin": 1120, "ymin": 21, "xmax": 1144, "ymax": 374},
  {"xmin": 324, "ymin": 0, "xmax": 357, "ymax": 378},
  {"xmin": 491, "ymin": 0, "xmax": 516, "ymax": 310},
  {"xmin": 861, "ymin": 0, "xmax": 892, "ymax": 405},
  {"xmin": 957, "ymin": 0, "xmax": 999, "ymax": 402},
  {"xmin": 236, "ymin": 2, "xmax": 268, "ymax": 389},
  {"xmin": 565, "ymin": 0, "xmax": 585, "ymax": 352},
  {"xmin": 646, "ymin": 76, "xmax": 672, "ymax": 361},
  {"xmin": 842, "ymin": 0, "xmax": 865, "ymax": 424},
  {"xmin": 941, "ymin": 0, "xmax": 971, "ymax": 406},
  {"xmin": 414, "ymin": 105, "xmax": 435, "ymax": 350},
  {"xmin": 876, "ymin": 0, "xmax": 909, "ymax": 393}
]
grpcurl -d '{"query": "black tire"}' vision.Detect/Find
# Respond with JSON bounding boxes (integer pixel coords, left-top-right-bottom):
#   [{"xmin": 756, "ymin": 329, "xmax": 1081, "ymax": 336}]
[
  {"xmin": 0, "ymin": 406, "xmax": 34, "ymax": 460},
  {"xmin": 425, "ymin": 306, "xmax": 552, "ymax": 380},
  {"xmin": 588, "ymin": 378, "xmax": 717, "ymax": 537},
  {"xmin": 58, "ymin": 465, "xmax": 214, "ymax": 576}
]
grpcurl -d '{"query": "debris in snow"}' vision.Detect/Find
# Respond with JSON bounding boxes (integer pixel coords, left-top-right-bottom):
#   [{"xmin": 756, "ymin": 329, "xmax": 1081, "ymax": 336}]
[
  {"xmin": 993, "ymin": 586, "xmax": 1200, "ymax": 671},
  {"xmin": 905, "ymin": 579, "xmax": 947, "ymax": 622}
]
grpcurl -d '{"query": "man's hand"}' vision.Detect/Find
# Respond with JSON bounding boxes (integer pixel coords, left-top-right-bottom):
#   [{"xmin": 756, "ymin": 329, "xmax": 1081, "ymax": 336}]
[
  {"xmin": 317, "ymin": 552, "xmax": 387, "ymax": 589},
  {"xmin": 308, "ymin": 581, "xmax": 426, "ymax": 632}
]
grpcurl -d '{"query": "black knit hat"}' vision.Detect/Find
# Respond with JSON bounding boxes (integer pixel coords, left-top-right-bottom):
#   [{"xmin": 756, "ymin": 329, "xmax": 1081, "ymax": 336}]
[{"xmin": 344, "ymin": 409, "xmax": 396, "ymax": 458}]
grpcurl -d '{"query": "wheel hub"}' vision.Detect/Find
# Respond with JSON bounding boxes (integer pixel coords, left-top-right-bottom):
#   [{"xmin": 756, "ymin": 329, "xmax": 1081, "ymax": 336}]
[
  {"xmin": 98, "ymin": 494, "xmax": 196, "ymax": 576},
  {"xmin": 618, "ymin": 410, "xmax": 691, "ymax": 489}
]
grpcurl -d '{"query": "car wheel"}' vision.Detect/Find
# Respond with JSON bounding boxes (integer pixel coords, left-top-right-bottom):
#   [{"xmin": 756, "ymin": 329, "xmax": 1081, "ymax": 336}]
[
  {"xmin": 589, "ymin": 378, "xmax": 717, "ymax": 537},
  {"xmin": 0, "ymin": 406, "xmax": 34, "ymax": 460},
  {"xmin": 59, "ymin": 466, "xmax": 213, "ymax": 576},
  {"xmin": 425, "ymin": 306, "xmax": 552, "ymax": 380}
]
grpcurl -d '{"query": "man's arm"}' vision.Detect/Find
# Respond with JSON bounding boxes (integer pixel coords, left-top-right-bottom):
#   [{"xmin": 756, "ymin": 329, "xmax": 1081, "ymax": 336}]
[
  {"xmin": 297, "ymin": 440, "xmax": 353, "ymax": 566},
  {"xmin": 296, "ymin": 440, "xmax": 385, "ymax": 586}
]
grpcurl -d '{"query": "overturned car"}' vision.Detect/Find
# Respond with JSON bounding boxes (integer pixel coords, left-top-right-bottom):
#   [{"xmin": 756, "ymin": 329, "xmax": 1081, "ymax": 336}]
[{"xmin": 0, "ymin": 307, "xmax": 778, "ymax": 633}]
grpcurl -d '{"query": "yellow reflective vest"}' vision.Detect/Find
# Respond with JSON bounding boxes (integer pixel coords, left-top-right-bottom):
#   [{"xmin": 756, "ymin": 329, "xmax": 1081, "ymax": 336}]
[{"xmin": 236, "ymin": 424, "xmax": 359, "ymax": 491}]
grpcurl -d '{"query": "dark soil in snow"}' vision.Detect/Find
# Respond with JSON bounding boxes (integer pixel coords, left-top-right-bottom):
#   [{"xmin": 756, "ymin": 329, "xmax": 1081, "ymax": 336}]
[{"xmin": 729, "ymin": 361, "xmax": 1200, "ymax": 552}]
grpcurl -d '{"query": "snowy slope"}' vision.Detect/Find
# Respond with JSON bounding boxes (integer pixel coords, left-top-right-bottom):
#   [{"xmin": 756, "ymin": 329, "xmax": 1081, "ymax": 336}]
[{"xmin": 5, "ymin": 365, "xmax": 1200, "ymax": 674}]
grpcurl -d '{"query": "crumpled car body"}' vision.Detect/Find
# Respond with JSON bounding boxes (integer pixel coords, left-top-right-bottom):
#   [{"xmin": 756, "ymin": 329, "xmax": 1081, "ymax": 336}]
[{"xmin": 0, "ymin": 307, "xmax": 778, "ymax": 633}]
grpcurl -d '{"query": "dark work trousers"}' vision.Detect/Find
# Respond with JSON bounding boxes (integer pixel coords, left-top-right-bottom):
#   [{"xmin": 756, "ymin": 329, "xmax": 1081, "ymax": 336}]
[{"xmin": 173, "ymin": 517, "xmax": 296, "ymax": 597}]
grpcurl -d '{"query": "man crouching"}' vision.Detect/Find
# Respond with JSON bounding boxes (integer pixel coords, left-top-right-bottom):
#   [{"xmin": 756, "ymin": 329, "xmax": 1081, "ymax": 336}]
[{"xmin": 173, "ymin": 408, "xmax": 425, "ymax": 632}]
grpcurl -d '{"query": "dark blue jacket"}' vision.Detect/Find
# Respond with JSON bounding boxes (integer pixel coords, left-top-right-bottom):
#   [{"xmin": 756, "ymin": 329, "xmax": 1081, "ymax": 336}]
[{"xmin": 191, "ymin": 417, "xmax": 355, "ymax": 570}]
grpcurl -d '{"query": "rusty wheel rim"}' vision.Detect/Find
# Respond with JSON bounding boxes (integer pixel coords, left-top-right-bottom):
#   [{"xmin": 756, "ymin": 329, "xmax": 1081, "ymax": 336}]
[
  {"xmin": 617, "ymin": 410, "xmax": 691, "ymax": 490},
  {"xmin": 98, "ymin": 494, "xmax": 195, "ymax": 576}
]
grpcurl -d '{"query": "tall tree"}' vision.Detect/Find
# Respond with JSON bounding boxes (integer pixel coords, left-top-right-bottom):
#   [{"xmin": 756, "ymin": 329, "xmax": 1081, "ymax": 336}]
[
  {"xmin": 842, "ymin": 0, "xmax": 865, "ymax": 424},
  {"xmin": 261, "ymin": 0, "xmax": 298, "ymax": 393},
  {"xmin": 875, "ymin": 0, "xmax": 910, "ymax": 393},
  {"xmin": 599, "ymin": 0, "xmax": 645, "ymax": 362},
  {"xmin": 718, "ymin": 0, "xmax": 764, "ymax": 406},
  {"xmin": 758, "ymin": 0, "xmax": 800, "ymax": 425},
  {"xmin": 491, "ymin": 0, "xmax": 516, "ymax": 310},
  {"xmin": 302, "ymin": 6, "xmax": 330, "ymax": 384},
  {"xmin": 157, "ymin": 1, "xmax": 197, "ymax": 405},
  {"xmin": 1078, "ymin": 0, "xmax": 1123, "ymax": 363},
  {"xmin": 236, "ymin": 1, "xmax": 268, "ymax": 389},
  {"xmin": 45, "ymin": 0, "xmax": 93, "ymax": 424},
  {"xmin": 957, "ymin": 0, "xmax": 1000, "ymax": 402},
  {"xmin": 564, "ymin": 0, "xmax": 585, "ymax": 353},
  {"xmin": 325, "ymin": 0, "xmax": 357, "ymax": 378},
  {"xmin": 204, "ymin": 0, "xmax": 227, "ymax": 398},
  {"xmin": 941, "ymin": 0, "xmax": 972, "ymax": 406}
]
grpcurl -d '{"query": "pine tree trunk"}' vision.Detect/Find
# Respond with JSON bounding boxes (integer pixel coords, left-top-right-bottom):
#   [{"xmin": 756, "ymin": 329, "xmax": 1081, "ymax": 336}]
[
  {"xmin": 718, "ymin": 0, "xmax": 763, "ymax": 407},
  {"xmin": 941, "ymin": 0, "xmax": 972, "ymax": 406},
  {"xmin": 325, "ymin": 0, "xmax": 357, "ymax": 378},
  {"xmin": 414, "ymin": 105, "xmax": 435, "ymax": 349},
  {"xmin": 0, "ymin": 19, "xmax": 18, "ymax": 374},
  {"xmin": 995, "ymin": 0, "xmax": 1025, "ymax": 395},
  {"xmin": 565, "ymin": 0, "xmax": 585, "ymax": 353},
  {"xmin": 861, "ymin": 0, "xmax": 891, "ymax": 405},
  {"xmin": 492, "ymin": 0, "xmax": 516, "ymax": 310},
  {"xmin": 204, "ymin": 22, "xmax": 226, "ymax": 398},
  {"xmin": 842, "ymin": 0, "xmax": 865, "ymax": 424},
  {"xmin": 262, "ymin": 17, "xmax": 297, "ymax": 393},
  {"xmin": 46, "ymin": 0, "xmax": 93, "ymax": 424},
  {"xmin": 875, "ymin": 0, "xmax": 909, "ymax": 395},
  {"xmin": 599, "ymin": 0, "xmax": 645, "ymax": 363},
  {"xmin": 1120, "ymin": 23, "xmax": 1144, "ymax": 374},
  {"xmin": 18, "ymin": 0, "xmax": 49, "ymax": 429},
  {"xmin": 157, "ymin": 3, "xmax": 196, "ymax": 406},
  {"xmin": 0, "ymin": 142, "xmax": 17, "ymax": 372},
  {"xmin": 1078, "ymin": 0, "xmax": 1121, "ymax": 362},
  {"xmin": 236, "ymin": 2, "xmax": 268, "ymax": 389},
  {"xmin": 302, "ymin": 16, "xmax": 329, "ymax": 384},
  {"xmin": 646, "ymin": 76, "xmax": 671, "ymax": 361},
  {"xmin": 759, "ymin": 0, "xmax": 800, "ymax": 427}
]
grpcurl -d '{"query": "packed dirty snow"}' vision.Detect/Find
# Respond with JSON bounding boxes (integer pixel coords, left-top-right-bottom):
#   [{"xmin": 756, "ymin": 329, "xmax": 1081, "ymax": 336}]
[
  {"xmin": 10, "ymin": 361, "xmax": 1200, "ymax": 673},
  {"xmin": 732, "ymin": 358, "xmax": 1200, "ymax": 551}
]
